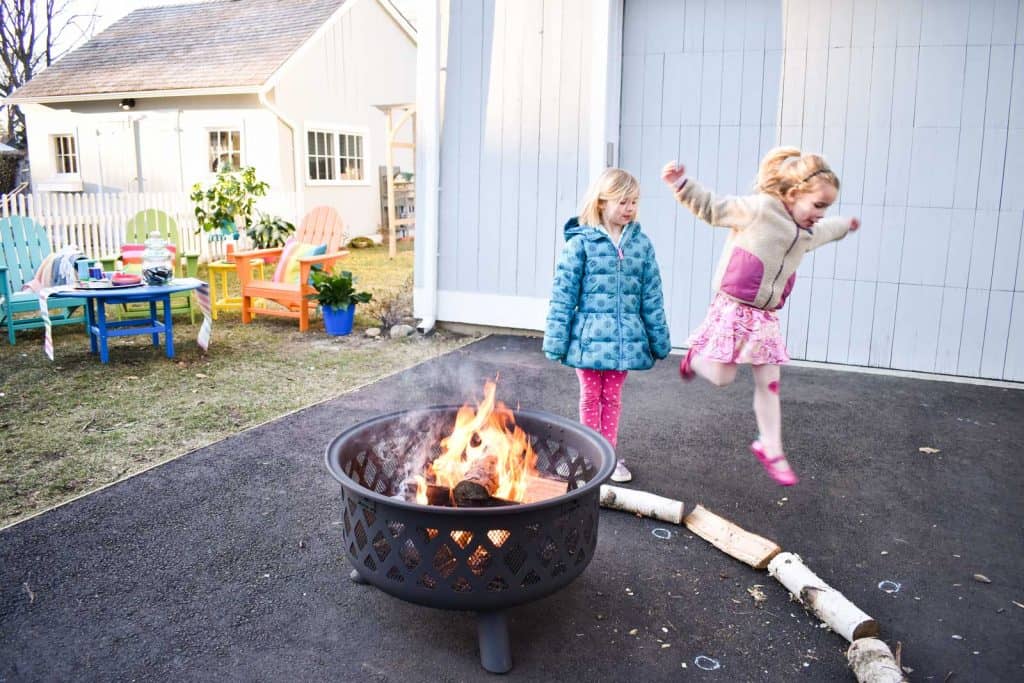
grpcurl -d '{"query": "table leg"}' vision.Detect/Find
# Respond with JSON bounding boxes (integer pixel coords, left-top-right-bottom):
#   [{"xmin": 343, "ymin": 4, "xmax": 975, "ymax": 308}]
[
  {"xmin": 86, "ymin": 298, "xmax": 97, "ymax": 355},
  {"xmin": 163, "ymin": 295, "xmax": 174, "ymax": 358},
  {"xmin": 96, "ymin": 299, "xmax": 110, "ymax": 364},
  {"xmin": 209, "ymin": 267, "xmax": 221, "ymax": 321},
  {"xmin": 150, "ymin": 300, "xmax": 160, "ymax": 347}
]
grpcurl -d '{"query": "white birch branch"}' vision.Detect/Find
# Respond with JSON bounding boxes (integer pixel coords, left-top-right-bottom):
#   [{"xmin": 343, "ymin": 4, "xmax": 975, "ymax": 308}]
[
  {"xmin": 599, "ymin": 485, "xmax": 684, "ymax": 524},
  {"xmin": 847, "ymin": 638, "xmax": 907, "ymax": 682},
  {"xmin": 768, "ymin": 552, "xmax": 879, "ymax": 642}
]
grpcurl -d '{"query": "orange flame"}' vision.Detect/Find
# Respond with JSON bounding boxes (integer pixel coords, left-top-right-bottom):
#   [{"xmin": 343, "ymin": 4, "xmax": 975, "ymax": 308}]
[{"xmin": 417, "ymin": 380, "xmax": 538, "ymax": 504}]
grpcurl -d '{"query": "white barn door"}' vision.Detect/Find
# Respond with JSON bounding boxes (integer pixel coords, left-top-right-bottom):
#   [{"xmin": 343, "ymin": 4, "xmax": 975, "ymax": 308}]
[{"xmin": 619, "ymin": 0, "xmax": 1024, "ymax": 381}]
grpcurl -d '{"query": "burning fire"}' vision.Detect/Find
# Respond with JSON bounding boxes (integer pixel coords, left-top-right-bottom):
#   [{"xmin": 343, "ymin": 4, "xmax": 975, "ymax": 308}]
[{"xmin": 416, "ymin": 380, "xmax": 538, "ymax": 504}]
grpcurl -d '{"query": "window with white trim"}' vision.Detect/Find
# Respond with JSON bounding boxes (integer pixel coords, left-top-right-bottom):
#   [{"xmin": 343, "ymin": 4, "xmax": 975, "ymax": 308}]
[
  {"xmin": 307, "ymin": 130, "xmax": 335, "ymax": 181},
  {"xmin": 306, "ymin": 128, "xmax": 365, "ymax": 182},
  {"xmin": 53, "ymin": 135, "xmax": 78, "ymax": 174},
  {"xmin": 208, "ymin": 130, "xmax": 241, "ymax": 172}
]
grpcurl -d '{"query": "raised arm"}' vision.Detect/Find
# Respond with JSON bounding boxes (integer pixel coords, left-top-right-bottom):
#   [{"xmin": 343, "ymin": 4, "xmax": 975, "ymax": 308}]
[
  {"xmin": 807, "ymin": 216, "xmax": 859, "ymax": 251},
  {"xmin": 661, "ymin": 161, "xmax": 761, "ymax": 230}
]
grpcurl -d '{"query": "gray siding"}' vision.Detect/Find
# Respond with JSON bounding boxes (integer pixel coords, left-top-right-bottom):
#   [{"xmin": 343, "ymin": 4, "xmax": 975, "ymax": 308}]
[
  {"xmin": 621, "ymin": 0, "xmax": 1024, "ymax": 381},
  {"xmin": 436, "ymin": 0, "xmax": 592, "ymax": 297}
]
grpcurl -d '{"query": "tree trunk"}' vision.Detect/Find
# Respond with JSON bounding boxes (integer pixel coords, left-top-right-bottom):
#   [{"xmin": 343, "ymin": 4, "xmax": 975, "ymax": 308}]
[{"xmin": 684, "ymin": 505, "xmax": 782, "ymax": 569}]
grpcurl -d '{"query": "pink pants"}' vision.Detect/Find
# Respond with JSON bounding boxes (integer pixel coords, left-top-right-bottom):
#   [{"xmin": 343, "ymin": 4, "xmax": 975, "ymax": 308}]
[{"xmin": 576, "ymin": 368, "xmax": 628, "ymax": 448}]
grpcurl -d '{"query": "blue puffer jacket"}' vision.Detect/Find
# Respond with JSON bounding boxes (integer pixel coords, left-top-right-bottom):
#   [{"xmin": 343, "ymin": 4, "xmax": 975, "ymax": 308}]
[{"xmin": 543, "ymin": 217, "xmax": 671, "ymax": 370}]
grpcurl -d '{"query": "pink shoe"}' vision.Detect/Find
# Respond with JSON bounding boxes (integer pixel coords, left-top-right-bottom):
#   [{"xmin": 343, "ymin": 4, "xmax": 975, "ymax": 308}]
[
  {"xmin": 679, "ymin": 347, "xmax": 696, "ymax": 382},
  {"xmin": 750, "ymin": 441, "xmax": 799, "ymax": 486}
]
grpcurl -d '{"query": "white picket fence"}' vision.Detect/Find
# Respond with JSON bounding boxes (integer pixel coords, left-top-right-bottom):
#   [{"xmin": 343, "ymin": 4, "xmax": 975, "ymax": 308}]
[{"xmin": 0, "ymin": 191, "xmax": 298, "ymax": 262}]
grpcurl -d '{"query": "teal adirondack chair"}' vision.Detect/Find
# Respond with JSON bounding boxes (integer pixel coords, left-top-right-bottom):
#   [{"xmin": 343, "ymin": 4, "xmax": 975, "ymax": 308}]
[
  {"xmin": 0, "ymin": 216, "xmax": 87, "ymax": 345},
  {"xmin": 101, "ymin": 209, "xmax": 199, "ymax": 322}
]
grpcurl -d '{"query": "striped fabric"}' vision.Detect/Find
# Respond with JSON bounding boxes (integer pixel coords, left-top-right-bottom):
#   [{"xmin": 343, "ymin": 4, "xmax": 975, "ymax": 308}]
[{"xmin": 194, "ymin": 281, "xmax": 212, "ymax": 351}]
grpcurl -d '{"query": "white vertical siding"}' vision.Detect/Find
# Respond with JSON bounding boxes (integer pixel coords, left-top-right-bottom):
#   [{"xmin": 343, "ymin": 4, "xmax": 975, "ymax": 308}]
[
  {"xmin": 437, "ymin": 0, "xmax": 592, "ymax": 301},
  {"xmin": 620, "ymin": 0, "xmax": 1024, "ymax": 381}
]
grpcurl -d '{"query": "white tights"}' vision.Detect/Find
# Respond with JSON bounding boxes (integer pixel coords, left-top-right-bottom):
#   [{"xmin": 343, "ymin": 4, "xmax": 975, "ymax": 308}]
[{"xmin": 690, "ymin": 355, "xmax": 783, "ymax": 456}]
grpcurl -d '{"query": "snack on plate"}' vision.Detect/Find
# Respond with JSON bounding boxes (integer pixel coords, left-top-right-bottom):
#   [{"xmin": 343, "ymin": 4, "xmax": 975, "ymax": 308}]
[{"xmin": 112, "ymin": 272, "xmax": 143, "ymax": 286}]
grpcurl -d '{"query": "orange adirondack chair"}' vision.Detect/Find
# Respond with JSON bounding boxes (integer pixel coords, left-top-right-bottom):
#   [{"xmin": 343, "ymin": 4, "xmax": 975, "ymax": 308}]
[{"xmin": 233, "ymin": 206, "xmax": 349, "ymax": 331}]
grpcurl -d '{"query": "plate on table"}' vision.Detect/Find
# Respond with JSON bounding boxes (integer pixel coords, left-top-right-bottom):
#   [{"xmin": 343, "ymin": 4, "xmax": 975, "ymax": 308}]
[{"xmin": 74, "ymin": 280, "xmax": 113, "ymax": 290}]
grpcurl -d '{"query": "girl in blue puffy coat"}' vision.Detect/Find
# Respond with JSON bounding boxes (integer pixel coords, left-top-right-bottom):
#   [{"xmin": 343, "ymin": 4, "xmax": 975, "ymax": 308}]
[{"xmin": 543, "ymin": 168, "xmax": 672, "ymax": 483}]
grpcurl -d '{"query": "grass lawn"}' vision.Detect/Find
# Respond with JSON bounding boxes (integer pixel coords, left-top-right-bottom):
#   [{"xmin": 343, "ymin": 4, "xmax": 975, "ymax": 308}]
[{"xmin": 0, "ymin": 241, "xmax": 474, "ymax": 528}]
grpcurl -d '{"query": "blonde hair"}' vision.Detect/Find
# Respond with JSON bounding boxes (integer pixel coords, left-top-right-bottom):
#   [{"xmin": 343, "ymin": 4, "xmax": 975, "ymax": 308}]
[
  {"xmin": 756, "ymin": 146, "xmax": 839, "ymax": 200},
  {"xmin": 579, "ymin": 168, "xmax": 640, "ymax": 227}
]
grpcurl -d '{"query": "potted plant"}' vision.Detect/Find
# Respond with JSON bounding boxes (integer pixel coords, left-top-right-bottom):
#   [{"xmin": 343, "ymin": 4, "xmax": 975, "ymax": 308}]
[
  {"xmin": 247, "ymin": 213, "xmax": 295, "ymax": 249},
  {"xmin": 307, "ymin": 268, "xmax": 373, "ymax": 336},
  {"xmin": 190, "ymin": 166, "xmax": 269, "ymax": 237}
]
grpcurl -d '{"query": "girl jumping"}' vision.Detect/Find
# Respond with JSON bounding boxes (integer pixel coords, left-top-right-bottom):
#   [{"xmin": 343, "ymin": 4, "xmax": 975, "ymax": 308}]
[
  {"xmin": 662, "ymin": 147, "xmax": 860, "ymax": 486},
  {"xmin": 543, "ymin": 168, "xmax": 671, "ymax": 483}
]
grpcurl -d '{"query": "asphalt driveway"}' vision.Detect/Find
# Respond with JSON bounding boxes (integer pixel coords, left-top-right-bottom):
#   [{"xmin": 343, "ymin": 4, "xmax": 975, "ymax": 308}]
[{"xmin": 2, "ymin": 334, "xmax": 1022, "ymax": 681}]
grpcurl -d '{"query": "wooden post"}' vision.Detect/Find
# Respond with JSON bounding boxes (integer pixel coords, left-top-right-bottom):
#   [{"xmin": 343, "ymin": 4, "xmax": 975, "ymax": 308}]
[
  {"xmin": 384, "ymin": 109, "xmax": 397, "ymax": 259},
  {"xmin": 768, "ymin": 552, "xmax": 880, "ymax": 642}
]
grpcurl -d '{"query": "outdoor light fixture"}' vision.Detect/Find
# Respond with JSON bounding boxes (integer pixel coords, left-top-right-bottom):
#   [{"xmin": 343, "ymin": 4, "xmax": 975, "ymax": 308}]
[{"xmin": 119, "ymin": 98, "xmax": 135, "ymax": 111}]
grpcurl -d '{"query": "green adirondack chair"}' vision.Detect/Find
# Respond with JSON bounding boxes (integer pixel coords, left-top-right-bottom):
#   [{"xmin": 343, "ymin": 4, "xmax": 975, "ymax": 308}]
[
  {"xmin": 0, "ymin": 216, "xmax": 87, "ymax": 345},
  {"xmin": 101, "ymin": 209, "xmax": 199, "ymax": 322}
]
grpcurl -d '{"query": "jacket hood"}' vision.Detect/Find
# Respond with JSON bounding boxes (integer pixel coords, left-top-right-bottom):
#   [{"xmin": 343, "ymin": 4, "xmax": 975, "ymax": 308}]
[
  {"xmin": 563, "ymin": 217, "xmax": 587, "ymax": 240},
  {"xmin": 564, "ymin": 217, "xmax": 639, "ymax": 241}
]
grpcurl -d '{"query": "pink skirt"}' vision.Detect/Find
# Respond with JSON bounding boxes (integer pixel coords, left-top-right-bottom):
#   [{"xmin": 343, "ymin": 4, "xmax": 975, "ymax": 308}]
[{"xmin": 686, "ymin": 293, "xmax": 790, "ymax": 365}]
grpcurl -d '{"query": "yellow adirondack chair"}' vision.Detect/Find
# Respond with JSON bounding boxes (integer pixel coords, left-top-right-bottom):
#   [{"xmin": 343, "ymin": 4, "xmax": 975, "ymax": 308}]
[{"xmin": 234, "ymin": 206, "xmax": 349, "ymax": 332}]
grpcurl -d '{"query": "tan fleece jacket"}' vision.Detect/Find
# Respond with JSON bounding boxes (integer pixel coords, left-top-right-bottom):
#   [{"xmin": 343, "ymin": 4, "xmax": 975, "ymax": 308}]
[{"xmin": 674, "ymin": 178, "xmax": 853, "ymax": 310}]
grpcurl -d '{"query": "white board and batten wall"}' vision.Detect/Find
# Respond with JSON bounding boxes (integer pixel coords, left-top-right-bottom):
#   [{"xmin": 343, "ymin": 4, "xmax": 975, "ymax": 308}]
[
  {"xmin": 429, "ymin": 0, "xmax": 595, "ymax": 329},
  {"xmin": 428, "ymin": 0, "xmax": 1024, "ymax": 382}
]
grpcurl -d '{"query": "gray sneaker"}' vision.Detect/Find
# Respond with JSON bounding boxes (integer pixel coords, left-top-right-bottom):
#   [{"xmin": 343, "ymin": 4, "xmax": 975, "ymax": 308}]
[{"xmin": 610, "ymin": 460, "xmax": 632, "ymax": 483}]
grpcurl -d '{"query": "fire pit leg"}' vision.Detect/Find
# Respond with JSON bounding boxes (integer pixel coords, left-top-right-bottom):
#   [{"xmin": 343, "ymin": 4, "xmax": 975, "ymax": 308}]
[
  {"xmin": 349, "ymin": 569, "xmax": 369, "ymax": 585},
  {"xmin": 477, "ymin": 610, "xmax": 512, "ymax": 674}
]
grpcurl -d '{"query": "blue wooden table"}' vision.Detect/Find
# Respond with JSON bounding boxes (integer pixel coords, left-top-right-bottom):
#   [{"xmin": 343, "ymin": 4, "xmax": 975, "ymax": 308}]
[{"xmin": 52, "ymin": 278, "xmax": 204, "ymax": 363}]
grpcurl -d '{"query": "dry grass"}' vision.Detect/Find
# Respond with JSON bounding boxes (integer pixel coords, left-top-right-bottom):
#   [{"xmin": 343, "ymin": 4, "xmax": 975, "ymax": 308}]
[{"xmin": 0, "ymin": 241, "xmax": 473, "ymax": 528}]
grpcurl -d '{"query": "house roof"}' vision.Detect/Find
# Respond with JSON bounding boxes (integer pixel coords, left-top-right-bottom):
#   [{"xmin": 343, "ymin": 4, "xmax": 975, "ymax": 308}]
[{"xmin": 8, "ymin": 0, "xmax": 356, "ymax": 102}]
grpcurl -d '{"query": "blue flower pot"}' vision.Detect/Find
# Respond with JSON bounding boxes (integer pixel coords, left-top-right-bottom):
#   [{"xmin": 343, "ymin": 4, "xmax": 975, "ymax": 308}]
[{"xmin": 323, "ymin": 304, "xmax": 355, "ymax": 336}]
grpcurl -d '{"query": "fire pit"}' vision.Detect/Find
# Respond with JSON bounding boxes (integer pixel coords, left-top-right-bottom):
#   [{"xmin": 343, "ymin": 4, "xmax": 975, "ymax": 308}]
[{"xmin": 324, "ymin": 404, "xmax": 615, "ymax": 673}]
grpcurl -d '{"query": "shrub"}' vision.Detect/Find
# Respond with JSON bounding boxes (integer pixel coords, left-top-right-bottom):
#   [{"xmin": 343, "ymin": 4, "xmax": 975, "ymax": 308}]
[{"xmin": 363, "ymin": 274, "xmax": 413, "ymax": 329}]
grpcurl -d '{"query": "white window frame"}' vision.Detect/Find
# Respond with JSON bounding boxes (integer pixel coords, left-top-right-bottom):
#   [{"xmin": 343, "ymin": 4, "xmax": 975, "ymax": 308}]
[
  {"xmin": 304, "ymin": 123, "xmax": 370, "ymax": 187},
  {"xmin": 52, "ymin": 133, "xmax": 79, "ymax": 175},
  {"xmin": 206, "ymin": 128, "xmax": 243, "ymax": 173}
]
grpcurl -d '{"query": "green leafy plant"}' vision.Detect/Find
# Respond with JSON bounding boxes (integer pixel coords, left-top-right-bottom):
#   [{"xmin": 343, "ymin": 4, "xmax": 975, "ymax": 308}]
[
  {"xmin": 307, "ymin": 269, "xmax": 373, "ymax": 311},
  {"xmin": 248, "ymin": 213, "xmax": 295, "ymax": 249},
  {"xmin": 190, "ymin": 166, "xmax": 269, "ymax": 235}
]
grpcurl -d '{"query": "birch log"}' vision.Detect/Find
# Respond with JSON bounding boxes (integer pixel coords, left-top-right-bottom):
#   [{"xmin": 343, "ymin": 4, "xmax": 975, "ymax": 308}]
[
  {"xmin": 847, "ymin": 638, "xmax": 907, "ymax": 682},
  {"xmin": 599, "ymin": 485, "xmax": 685, "ymax": 524},
  {"xmin": 768, "ymin": 552, "xmax": 879, "ymax": 641},
  {"xmin": 683, "ymin": 505, "xmax": 782, "ymax": 569}
]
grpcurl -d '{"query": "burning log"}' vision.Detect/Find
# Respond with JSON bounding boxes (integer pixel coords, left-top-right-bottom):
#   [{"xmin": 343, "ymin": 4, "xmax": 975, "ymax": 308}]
[
  {"xmin": 768, "ymin": 552, "xmax": 880, "ymax": 642},
  {"xmin": 453, "ymin": 455, "xmax": 501, "ymax": 506},
  {"xmin": 522, "ymin": 475, "xmax": 569, "ymax": 504},
  {"xmin": 846, "ymin": 638, "xmax": 907, "ymax": 682}
]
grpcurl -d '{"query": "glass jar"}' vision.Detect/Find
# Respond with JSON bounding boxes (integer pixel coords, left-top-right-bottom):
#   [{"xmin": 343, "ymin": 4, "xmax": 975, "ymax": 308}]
[{"xmin": 141, "ymin": 230, "xmax": 175, "ymax": 285}]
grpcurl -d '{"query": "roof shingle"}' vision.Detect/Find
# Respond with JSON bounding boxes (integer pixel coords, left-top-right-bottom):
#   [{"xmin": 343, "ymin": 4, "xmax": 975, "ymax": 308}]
[{"xmin": 11, "ymin": 0, "xmax": 349, "ymax": 100}]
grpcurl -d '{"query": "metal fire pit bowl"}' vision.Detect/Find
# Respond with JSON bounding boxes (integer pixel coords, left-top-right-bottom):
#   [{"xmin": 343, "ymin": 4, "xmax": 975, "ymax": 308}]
[{"xmin": 325, "ymin": 405, "xmax": 615, "ymax": 673}]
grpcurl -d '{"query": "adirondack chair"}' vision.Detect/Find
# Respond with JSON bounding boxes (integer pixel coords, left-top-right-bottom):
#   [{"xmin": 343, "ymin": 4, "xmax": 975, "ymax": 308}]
[
  {"xmin": 0, "ymin": 216, "xmax": 87, "ymax": 345},
  {"xmin": 102, "ymin": 209, "xmax": 199, "ymax": 322},
  {"xmin": 234, "ymin": 206, "xmax": 350, "ymax": 332}
]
